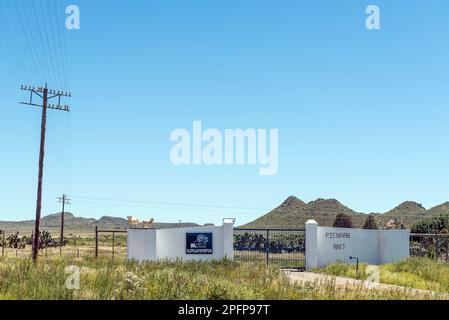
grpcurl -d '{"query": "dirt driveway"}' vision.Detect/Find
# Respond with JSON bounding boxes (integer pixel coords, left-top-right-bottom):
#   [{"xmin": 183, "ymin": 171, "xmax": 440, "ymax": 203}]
[{"xmin": 283, "ymin": 270, "xmax": 449, "ymax": 299}]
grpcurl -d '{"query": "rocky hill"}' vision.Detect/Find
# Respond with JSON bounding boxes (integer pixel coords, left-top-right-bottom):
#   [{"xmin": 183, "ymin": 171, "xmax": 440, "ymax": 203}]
[
  {"xmin": 427, "ymin": 202, "xmax": 449, "ymax": 216},
  {"xmin": 243, "ymin": 196, "xmax": 448, "ymax": 229},
  {"xmin": 381, "ymin": 201, "xmax": 427, "ymax": 227},
  {"xmin": 243, "ymin": 196, "xmax": 367, "ymax": 228}
]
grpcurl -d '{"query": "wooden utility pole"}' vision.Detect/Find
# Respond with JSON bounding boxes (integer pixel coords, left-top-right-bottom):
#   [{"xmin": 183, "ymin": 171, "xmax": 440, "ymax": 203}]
[
  {"xmin": 57, "ymin": 194, "xmax": 71, "ymax": 247},
  {"xmin": 20, "ymin": 84, "xmax": 71, "ymax": 261}
]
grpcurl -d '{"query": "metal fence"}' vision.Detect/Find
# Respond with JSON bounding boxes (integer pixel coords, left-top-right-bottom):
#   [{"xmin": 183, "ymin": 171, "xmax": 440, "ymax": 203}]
[
  {"xmin": 94, "ymin": 227, "xmax": 127, "ymax": 258},
  {"xmin": 7, "ymin": 227, "xmax": 448, "ymax": 265},
  {"xmin": 0, "ymin": 230, "xmax": 4, "ymax": 257},
  {"xmin": 410, "ymin": 233, "xmax": 449, "ymax": 261},
  {"xmin": 233, "ymin": 228, "xmax": 306, "ymax": 269}
]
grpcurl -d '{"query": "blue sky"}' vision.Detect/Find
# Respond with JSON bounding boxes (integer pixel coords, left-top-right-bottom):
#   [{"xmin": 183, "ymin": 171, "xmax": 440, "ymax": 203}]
[{"xmin": 0, "ymin": 0, "xmax": 448, "ymax": 226}]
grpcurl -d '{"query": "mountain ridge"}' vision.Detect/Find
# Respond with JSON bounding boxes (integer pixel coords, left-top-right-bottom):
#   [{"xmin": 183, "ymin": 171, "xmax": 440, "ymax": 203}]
[
  {"xmin": 243, "ymin": 196, "xmax": 447, "ymax": 229},
  {"xmin": 0, "ymin": 213, "xmax": 205, "ymax": 234},
  {"xmin": 2, "ymin": 196, "xmax": 448, "ymax": 232}
]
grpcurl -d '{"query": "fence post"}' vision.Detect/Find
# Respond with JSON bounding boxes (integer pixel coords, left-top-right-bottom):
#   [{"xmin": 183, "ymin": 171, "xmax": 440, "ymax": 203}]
[
  {"xmin": 1, "ymin": 230, "xmax": 4, "ymax": 257},
  {"xmin": 112, "ymin": 232, "xmax": 115, "ymax": 259},
  {"xmin": 30, "ymin": 231, "xmax": 34, "ymax": 259},
  {"xmin": 435, "ymin": 234, "xmax": 439, "ymax": 261},
  {"xmin": 95, "ymin": 226, "xmax": 99, "ymax": 258},
  {"xmin": 266, "ymin": 230, "xmax": 269, "ymax": 267},
  {"xmin": 447, "ymin": 237, "xmax": 449, "ymax": 262}
]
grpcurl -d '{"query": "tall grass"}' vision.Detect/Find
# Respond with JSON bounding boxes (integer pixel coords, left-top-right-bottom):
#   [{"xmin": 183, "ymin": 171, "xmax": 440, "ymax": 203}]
[
  {"xmin": 0, "ymin": 256, "xmax": 440, "ymax": 300},
  {"xmin": 317, "ymin": 257, "xmax": 449, "ymax": 294}
]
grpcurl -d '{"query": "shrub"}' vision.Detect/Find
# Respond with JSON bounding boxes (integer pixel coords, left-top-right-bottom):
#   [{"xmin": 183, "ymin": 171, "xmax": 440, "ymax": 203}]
[
  {"xmin": 363, "ymin": 214, "xmax": 379, "ymax": 230},
  {"xmin": 411, "ymin": 214, "xmax": 449, "ymax": 234}
]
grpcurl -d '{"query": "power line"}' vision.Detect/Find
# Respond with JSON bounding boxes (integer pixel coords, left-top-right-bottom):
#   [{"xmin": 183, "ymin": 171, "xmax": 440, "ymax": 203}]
[
  {"xmin": 0, "ymin": 1, "xmax": 71, "ymax": 193},
  {"xmin": 70, "ymin": 196, "xmax": 448, "ymax": 218},
  {"xmin": 0, "ymin": 1, "xmax": 33, "ymax": 82},
  {"xmin": 73, "ymin": 200, "xmax": 263, "ymax": 217},
  {"xmin": 71, "ymin": 196, "xmax": 271, "ymax": 211}
]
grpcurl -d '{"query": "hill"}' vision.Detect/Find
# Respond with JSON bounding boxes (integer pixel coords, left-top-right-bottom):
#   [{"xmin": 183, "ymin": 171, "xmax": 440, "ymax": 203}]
[
  {"xmin": 243, "ymin": 197, "xmax": 367, "ymax": 228},
  {"xmin": 3, "ymin": 197, "xmax": 449, "ymax": 233},
  {"xmin": 243, "ymin": 196, "xmax": 449, "ymax": 229},
  {"xmin": 0, "ymin": 213, "xmax": 203, "ymax": 235},
  {"xmin": 428, "ymin": 202, "xmax": 449, "ymax": 216},
  {"xmin": 381, "ymin": 201, "xmax": 428, "ymax": 227}
]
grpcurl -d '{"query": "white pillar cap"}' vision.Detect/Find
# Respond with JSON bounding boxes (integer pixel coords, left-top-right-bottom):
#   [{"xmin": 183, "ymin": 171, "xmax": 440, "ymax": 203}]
[{"xmin": 223, "ymin": 218, "xmax": 235, "ymax": 225}]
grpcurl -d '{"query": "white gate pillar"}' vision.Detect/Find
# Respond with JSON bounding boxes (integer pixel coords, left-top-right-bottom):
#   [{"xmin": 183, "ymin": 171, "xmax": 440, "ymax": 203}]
[
  {"xmin": 305, "ymin": 220, "xmax": 318, "ymax": 270},
  {"xmin": 222, "ymin": 219, "xmax": 235, "ymax": 260}
]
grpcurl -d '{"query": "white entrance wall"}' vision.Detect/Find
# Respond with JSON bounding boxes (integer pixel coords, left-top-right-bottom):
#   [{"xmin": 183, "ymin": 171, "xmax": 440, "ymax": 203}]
[
  {"xmin": 127, "ymin": 221, "xmax": 234, "ymax": 262},
  {"xmin": 305, "ymin": 220, "xmax": 409, "ymax": 269}
]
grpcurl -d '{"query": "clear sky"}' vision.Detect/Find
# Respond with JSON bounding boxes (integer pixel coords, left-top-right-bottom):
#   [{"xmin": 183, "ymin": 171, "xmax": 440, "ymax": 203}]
[{"xmin": 0, "ymin": 0, "xmax": 448, "ymax": 226}]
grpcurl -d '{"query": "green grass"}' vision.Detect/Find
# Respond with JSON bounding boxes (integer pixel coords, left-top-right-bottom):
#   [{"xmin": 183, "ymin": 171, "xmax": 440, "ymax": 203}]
[
  {"xmin": 0, "ymin": 256, "xmax": 442, "ymax": 300},
  {"xmin": 316, "ymin": 257, "xmax": 449, "ymax": 293}
]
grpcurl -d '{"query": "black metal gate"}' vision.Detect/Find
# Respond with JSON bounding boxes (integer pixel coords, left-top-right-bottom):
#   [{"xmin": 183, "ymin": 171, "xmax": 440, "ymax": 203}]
[{"xmin": 233, "ymin": 228, "xmax": 305, "ymax": 269}]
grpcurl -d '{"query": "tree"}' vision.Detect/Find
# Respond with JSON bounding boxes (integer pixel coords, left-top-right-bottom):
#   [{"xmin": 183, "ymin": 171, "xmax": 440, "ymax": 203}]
[
  {"xmin": 363, "ymin": 214, "xmax": 379, "ymax": 230},
  {"xmin": 333, "ymin": 213, "xmax": 354, "ymax": 228}
]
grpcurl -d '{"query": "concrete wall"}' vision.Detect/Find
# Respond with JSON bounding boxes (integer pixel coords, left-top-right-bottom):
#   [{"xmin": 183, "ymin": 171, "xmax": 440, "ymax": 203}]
[
  {"xmin": 306, "ymin": 220, "xmax": 409, "ymax": 269},
  {"xmin": 127, "ymin": 228, "xmax": 157, "ymax": 262},
  {"xmin": 127, "ymin": 221, "xmax": 234, "ymax": 262},
  {"xmin": 378, "ymin": 230, "xmax": 410, "ymax": 264}
]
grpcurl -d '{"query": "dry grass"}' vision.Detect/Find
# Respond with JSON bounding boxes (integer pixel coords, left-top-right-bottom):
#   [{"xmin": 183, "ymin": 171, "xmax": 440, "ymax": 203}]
[
  {"xmin": 0, "ymin": 256, "xmax": 443, "ymax": 300},
  {"xmin": 316, "ymin": 257, "xmax": 449, "ymax": 294}
]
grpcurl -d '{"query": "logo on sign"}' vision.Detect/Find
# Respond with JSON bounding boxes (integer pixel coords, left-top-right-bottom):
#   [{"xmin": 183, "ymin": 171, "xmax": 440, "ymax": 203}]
[{"xmin": 186, "ymin": 233, "xmax": 213, "ymax": 254}]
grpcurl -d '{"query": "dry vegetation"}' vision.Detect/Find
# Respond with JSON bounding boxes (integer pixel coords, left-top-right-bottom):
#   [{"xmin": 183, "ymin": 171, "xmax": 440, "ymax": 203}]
[
  {"xmin": 316, "ymin": 257, "xmax": 449, "ymax": 295},
  {"xmin": 0, "ymin": 255, "xmax": 445, "ymax": 300}
]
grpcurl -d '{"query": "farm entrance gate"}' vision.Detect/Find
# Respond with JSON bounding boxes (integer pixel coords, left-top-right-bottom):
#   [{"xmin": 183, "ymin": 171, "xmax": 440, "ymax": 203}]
[
  {"xmin": 95, "ymin": 227, "xmax": 127, "ymax": 259},
  {"xmin": 233, "ymin": 228, "xmax": 306, "ymax": 269}
]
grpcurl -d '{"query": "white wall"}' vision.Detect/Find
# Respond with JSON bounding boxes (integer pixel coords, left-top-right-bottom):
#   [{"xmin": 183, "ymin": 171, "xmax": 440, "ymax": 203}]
[
  {"xmin": 316, "ymin": 227, "xmax": 379, "ymax": 266},
  {"xmin": 306, "ymin": 220, "xmax": 410, "ymax": 269},
  {"xmin": 378, "ymin": 230, "xmax": 410, "ymax": 264},
  {"xmin": 127, "ymin": 222, "xmax": 234, "ymax": 263},
  {"xmin": 127, "ymin": 228, "xmax": 157, "ymax": 262}
]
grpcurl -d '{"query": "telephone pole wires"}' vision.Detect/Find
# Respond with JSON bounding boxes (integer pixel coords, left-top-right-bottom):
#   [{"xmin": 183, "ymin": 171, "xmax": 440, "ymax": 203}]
[{"xmin": 20, "ymin": 83, "xmax": 71, "ymax": 261}]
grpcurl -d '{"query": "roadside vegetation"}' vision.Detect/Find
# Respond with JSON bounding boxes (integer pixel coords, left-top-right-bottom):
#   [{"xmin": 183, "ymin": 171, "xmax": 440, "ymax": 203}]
[
  {"xmin": 316, "ymin": 257, "xmax": 449, "ymax": 294},
  {"xmin": 0, "ymin": 256, "xmax": 443, "ymax": 300},
  {"xmin": 411, "ymin": 214, "xmax": 449, "ymax": 233}
]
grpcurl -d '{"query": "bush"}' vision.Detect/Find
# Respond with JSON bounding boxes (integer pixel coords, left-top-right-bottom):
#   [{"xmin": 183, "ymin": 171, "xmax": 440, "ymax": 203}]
[
  {"xmin": 363, "ymin": 214, "xmax": 379, "ymax": 230},
  {"xmin": 411, "ymin": 214, "xmax": 449, "ymax": 234},
  {"xmin": 333, "ymin": 213, "xmax": 354, "ymax": 228}
]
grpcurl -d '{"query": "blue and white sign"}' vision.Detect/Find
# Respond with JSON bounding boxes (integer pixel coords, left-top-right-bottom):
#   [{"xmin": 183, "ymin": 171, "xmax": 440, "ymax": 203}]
[{"xmin": 186, "ymin": 233, "xmax": 213, "ymax": 254}]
